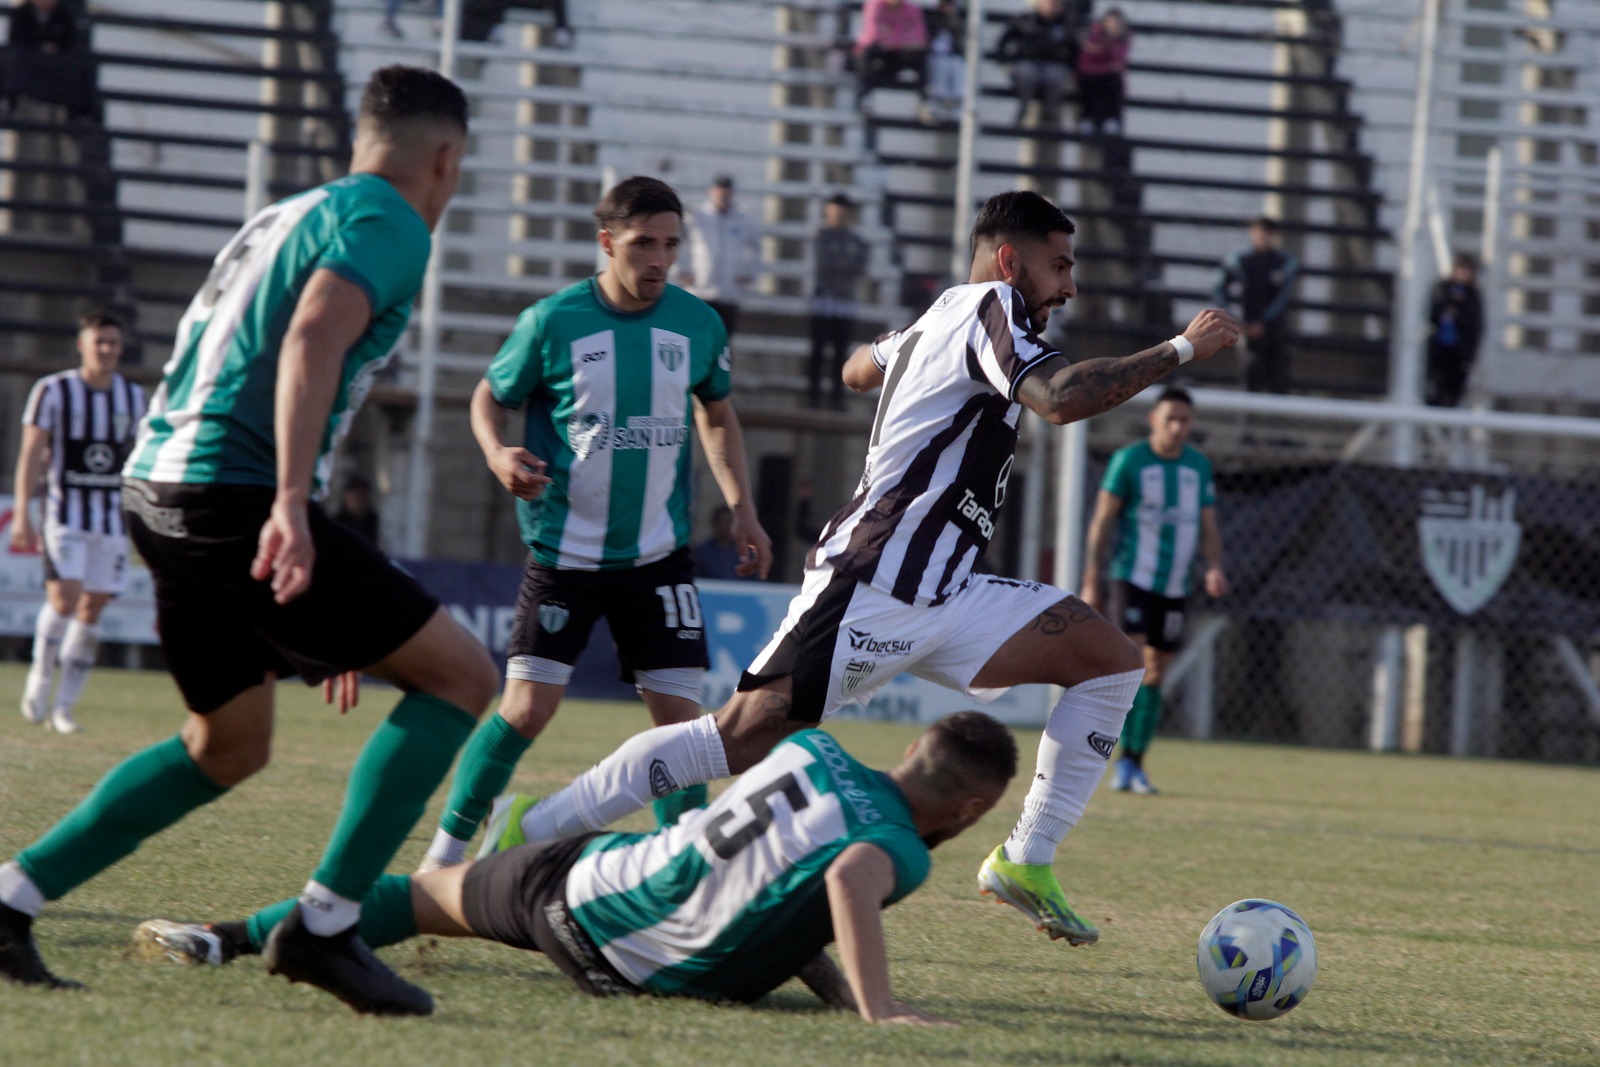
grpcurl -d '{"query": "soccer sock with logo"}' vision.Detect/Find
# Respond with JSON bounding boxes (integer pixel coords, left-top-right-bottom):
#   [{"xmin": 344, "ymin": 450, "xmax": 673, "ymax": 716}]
[
  {"xmin": 652, "ymin": 783, "xmax": 709, "ymax": 828},
  {"xmin": 248, "ymin": 874, "xmax": 418, "ymax": 953},
  {"xmin": 52, "ymin": 620, "xmax": 99, "ymax": 714},
  {"xmin": 25, "ymin": 603, "xmax": 69, "ymax": 704},
  {"xmin": 1005, "ymin": 668, "xmax": 1144, "ymax": 866},
  {"xmin": 12, "ymin": 735, "xmax": 229, "ymax": 901},
  {"xmin": 301, "ymin": 693, "xmax": 475, "ymax": 929},
  {"xmin": 520, "ymin": 715, "xmax": 728, "ymax": 842},
  {"xmin": 430, "ymin": 712, "xmax": 534, "ymax": 859},
  {"xmin": 1119, "ymin": 683, "xmax": 1162, "ymax": 761}
]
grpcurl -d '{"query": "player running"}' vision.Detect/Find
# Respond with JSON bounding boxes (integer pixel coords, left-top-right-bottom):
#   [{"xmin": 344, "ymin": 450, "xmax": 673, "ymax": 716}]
[
  {"xmin": 414, "ymin": 176, "xmax": 771, "ymax": 874},
  {"xmin": 137, "ymin": 712, "xmax": 1015, "ymax": 1025},
  {"xmin": 1080, "ymin": 386, "xmax": 1228, "ymax": 794},
  {"xmin": 0, "ymin": 66, "xmax": 498, "ymax": 1015},
  {"xmin": 457, "ymin": 191, "xmax": 1240, "ymax": 946},
  {"xmin": 11, "ymin": 310, "xmax": 147, "ymax": 734}
]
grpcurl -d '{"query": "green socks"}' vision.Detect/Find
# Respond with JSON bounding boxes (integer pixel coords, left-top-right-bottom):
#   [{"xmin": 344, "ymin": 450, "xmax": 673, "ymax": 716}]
[
  {"xmin": 310, "ymin": 693, "xmax": 476, "ymax": 901},
  {"xmin": 16, "ymin": 735, "xmax": 228, "ymax": 900},
  {"xmin": 652, "ymin": 783, "xmax": 709, "ymax": 828},
  {"xmin": 439, "ymin": 712, "xmax": 533, "ymax": 840},
  {"xmin": 1120, "ymin": 683, "xmax": 1163, "ymax": 761},
  {"xmin": 247, "ymin": 874, "xmax": 418, "ymax": 952}
]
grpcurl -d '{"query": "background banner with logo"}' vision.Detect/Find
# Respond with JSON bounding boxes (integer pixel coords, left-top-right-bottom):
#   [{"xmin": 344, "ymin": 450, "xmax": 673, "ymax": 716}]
[{"xmin": 1216, "ymin": 463, "xmax": 1600, "ymax": 633}]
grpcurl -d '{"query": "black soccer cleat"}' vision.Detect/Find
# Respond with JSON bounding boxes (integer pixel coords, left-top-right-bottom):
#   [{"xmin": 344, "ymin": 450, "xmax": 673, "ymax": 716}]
[
  {"xmin": 262, "ymin": 906, "xmax": 433, "ymax": 1017},
  {"xmin": 0, "ymin": 902, "xmax": 85, "ymax": 990}
]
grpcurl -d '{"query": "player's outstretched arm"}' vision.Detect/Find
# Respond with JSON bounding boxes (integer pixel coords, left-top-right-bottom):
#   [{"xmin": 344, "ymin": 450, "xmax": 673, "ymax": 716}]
[
  {"xmin": 826, "ymin": 843, "xmax": 955, "ymax": 1027},
  {"xmin": 470, "ymin": 377, "xmax": 551, "ymax": 501},
  {"xmin": 693, "ymin": 396, "xmax": 773, "ymax": 578},
  {"xmin": 842, "ymin": 343, "xmax": 886, "ymax": 393},
  {"xmin": 252, "ymin": 269, "xmax": 373, "ymax": 604},
  {"xmin": 1016, "ymin": 308, "xmax": 1240, "ymax": 427}
]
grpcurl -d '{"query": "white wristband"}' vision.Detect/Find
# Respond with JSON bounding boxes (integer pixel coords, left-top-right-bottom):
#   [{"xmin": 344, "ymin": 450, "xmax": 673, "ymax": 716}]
[{"xmin": 1169, "ymin": 335, "xmax": 1195, "ymax": 365}]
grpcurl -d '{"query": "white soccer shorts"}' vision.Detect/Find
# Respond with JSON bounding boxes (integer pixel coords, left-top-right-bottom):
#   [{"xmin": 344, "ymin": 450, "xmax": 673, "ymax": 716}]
[
  {"xmin": 744, "ymin": 563, "xmax": 1070, "ymax": 721},
  {"xmin": 42, "ymin": 525, "xmax": 129, "ymax": 595}
]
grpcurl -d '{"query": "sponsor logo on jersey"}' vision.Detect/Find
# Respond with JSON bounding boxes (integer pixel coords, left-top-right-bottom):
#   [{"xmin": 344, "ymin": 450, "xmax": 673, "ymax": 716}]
[
  {"xmin": 568, "ymin": 411, "xmax": 611, "ymax": 459},
  {"xmin": 842, "ymin": 658, "xmax": 876, "ymax": 694},
  {"xmin": 610, "ymin": 415, "xmax": 690, "ymax": 452},
  {"xmin": 717, "ymin": 346, "xmax": 731, "ymax": 373},
  {"xmin": 845, "ymin": 627, "xmax": 914, "ymax": 657},
  {"xmin": 579, "ymin": 347, "xmax": 607, "ymax": 364},
  {"xmin": 649, "ymin": 758, "xmax": 680, "ymax": 797},
  {"xmin": 809, "ymin": 733, "xmax": 882, "ymax": 824},
  {"xmin": 538, "ymin": 602, "xmax": 570, "ymax": 633},
  {"xmin": 83, "ymin": 442, "xmax": 116, "ymax": 473},
  {"xmin": 1086, "ymin": 731, "xmax": 1117, "ymax": 760},
  {"xmin": 956, "ymin": 488, "xmax": 996, "ymax": 540},
  {"xmin": 1418, "ymin": 485, "xmax": 1520, "ymax": 615},
  {"xmin": 994, "ymin": 454, "xmax": 1014, "ymax": 509}
]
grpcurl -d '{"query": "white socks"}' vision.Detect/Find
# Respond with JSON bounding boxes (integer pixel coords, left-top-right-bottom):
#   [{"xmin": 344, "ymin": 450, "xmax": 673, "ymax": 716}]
[
  {"xmin": 1006, "ymin": 669, "xmax": 1144, "ymax": 865},
  {"xmin": 427, "ymin": 827, "xmax": 469, "ymax": 866},
  {"xmin": 53, "ymin": 620, "xmax": 98, "ymax": 715},
  {"xmin": 298, "ymin": 881, "xmax": 361, "ymax": 936},
  {"xmin": 23, "ymin": 604, "xmax": 69, "ymax": 717},
  {"xmin": 520, "ymin": 714, "xmax": 729, "ymax": 843},
  {"xmin": 0, "ymin": 861, "xmax": 45, "ymax": 917}
]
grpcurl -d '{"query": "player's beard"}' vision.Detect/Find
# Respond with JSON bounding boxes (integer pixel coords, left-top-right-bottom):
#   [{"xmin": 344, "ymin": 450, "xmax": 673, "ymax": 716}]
[{"xmin": 1011, "ymin": 264, "xmax": 1057, "ymax": 330}]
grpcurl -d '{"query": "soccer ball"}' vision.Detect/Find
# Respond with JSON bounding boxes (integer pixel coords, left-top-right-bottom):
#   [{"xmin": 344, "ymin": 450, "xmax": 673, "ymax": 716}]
[{"xmin": 1196, "ymin": 899, "xmax": 1317, "ymax": 1021}]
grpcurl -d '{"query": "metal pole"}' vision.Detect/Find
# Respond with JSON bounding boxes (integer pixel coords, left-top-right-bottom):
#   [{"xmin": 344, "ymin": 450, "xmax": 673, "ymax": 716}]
[
  {"xmin": 1386, "ymin": 0, "xmax": 1444, "ymax": 447},
  {"xmin": 403, "ymin": 0, "xmax": 463, "ymax": 557},
  {"xmin": 949, "ymin": 0, "xmax": 984, "ymax": 282},
  {"xmin": 1052, "ymin": 418, "xmax": 1088, "ymax": 593},
  {"xmin": 1018, "ymin": 416, "xmax": 1046, "ymax": 581},
  {"xmin": 244, "ymin": 139, "xmax": 268, "ymax": 219}
]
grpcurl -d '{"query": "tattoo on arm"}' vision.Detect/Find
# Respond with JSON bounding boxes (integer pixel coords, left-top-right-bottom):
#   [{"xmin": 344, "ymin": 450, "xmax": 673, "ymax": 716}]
[
  {"xmin": 1027, "ymin": 598, "xmax": 1098, "ymax": 636},
  {"xmin": 1026, "ymin": 345, "xmax": 1178, "ymax": 424}
]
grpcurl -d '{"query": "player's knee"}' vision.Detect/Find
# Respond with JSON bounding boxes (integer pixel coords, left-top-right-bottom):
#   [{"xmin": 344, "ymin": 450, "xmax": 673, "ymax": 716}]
[
  {"xmin": 715, "ymin": 695, "xmax": 800, "ymax": 773},
  {"xmin": 455, "ymin": 651, "xmax": 501, "ymax": 716},
  {"xmin": 1089, "ymin": 627, "xmax": 1144, "ymax": 679},
  {"xmin": 188, "ymin": 736, "xmax": 271, "ymax": 788}
]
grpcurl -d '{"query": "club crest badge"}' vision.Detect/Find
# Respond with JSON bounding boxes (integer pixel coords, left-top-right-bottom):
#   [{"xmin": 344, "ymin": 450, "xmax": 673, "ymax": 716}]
[
  {"xmin": 538, "ymin": 602, "xmax": 570, "ymax": 633},
  {"xmin": 1418, "ymin": 485, "xmax": 1521, "ymax": 616}
]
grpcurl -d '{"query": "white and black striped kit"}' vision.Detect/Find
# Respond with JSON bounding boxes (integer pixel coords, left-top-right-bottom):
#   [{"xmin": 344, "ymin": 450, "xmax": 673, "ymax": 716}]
[
  {"xmin": 812, "ymin": 281, "xmax": 1056, "ymax": 607},
  {"xmin": 21, "ymin": 370, "xmax": 147, "ymax": 534}
]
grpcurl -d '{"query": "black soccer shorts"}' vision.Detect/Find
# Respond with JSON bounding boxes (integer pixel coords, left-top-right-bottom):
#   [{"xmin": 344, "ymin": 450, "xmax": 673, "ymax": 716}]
[
  {"xmin": 1108, "ymin": 579, "xmax": 1188, "ymax": 652},
  {"xmin": 124, "ymin": 479, "xmax": 439, "ymax": 713},
  {"xmin": 506, "ymin": 547, "xmax": 710, "ymax": 682}
]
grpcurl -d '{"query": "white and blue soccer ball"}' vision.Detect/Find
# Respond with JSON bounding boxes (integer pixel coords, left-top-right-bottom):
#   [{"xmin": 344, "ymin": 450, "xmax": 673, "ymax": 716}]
[{"xmin": 1196, "ymin": 899, "xmax": 1317, "ymax": 1021}]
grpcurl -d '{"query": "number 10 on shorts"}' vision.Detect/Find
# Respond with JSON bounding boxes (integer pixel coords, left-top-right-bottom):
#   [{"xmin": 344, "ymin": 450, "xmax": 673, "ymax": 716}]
[{"xmin": 656, "ymin": 584, "xmax": 703, "ymax": 631}]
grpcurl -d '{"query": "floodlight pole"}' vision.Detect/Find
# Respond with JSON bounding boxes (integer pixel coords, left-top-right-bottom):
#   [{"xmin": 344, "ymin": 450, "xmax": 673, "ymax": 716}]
[
  {"xmin": 949, "ymin": 0, "xmax": 984, "ymax": 281},
  {"xmin": 403, "ymin": 0, "xmax": 463, "ymax": 558}
]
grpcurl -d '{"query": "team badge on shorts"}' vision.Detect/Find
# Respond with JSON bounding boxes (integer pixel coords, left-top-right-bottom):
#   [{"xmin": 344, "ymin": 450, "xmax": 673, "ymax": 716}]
[
  {"xmin": 538, "ymin": 602, "xmax": 570, "ymax": 633},
  {"xmin": 842, "ymin": 659, "xmax": 876, "ymax": 694}
]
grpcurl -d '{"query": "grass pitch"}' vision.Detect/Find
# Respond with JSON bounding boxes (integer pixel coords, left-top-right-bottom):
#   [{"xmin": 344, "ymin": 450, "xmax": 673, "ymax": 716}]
[{"xmin": 2, "ymin": 663, "xmax": 1597, "ymax": 1066}]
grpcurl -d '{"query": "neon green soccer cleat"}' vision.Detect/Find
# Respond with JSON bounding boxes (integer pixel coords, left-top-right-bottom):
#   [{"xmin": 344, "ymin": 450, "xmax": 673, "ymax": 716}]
[
  {"xmin": 977, "ymin": 845, "xmax": 1100, "ymax": 946},
  {"xmin": 477, "ymin": 794, "xmax": 542, "ymax": 859}
]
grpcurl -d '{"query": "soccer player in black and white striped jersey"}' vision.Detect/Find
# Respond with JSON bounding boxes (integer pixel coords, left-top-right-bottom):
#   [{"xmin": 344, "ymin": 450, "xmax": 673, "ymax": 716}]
[
  {"xmin": 493, "ymin": 192, "xmax": 1242, "ymax": 947},
  {"xmin": 11, "ymin": 310, "xmax": 146, "ymax": 734}
]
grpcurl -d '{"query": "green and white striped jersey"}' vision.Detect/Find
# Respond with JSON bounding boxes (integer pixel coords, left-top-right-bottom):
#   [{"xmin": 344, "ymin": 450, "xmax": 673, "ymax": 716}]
[
  {"xmin": 566, "ymin": 729, "xmax": 930, "ymax": 1003},
  {"xmin": 1103, "ymin": 440, "xmax": 1216, "ymax": 598},
  {"xmin": 125, "ymin": 173, "xmax": 430, "ymax": 495},
  {"xmin": 485, "ymin": 279, "xmax": 730, "ymax": 570}
]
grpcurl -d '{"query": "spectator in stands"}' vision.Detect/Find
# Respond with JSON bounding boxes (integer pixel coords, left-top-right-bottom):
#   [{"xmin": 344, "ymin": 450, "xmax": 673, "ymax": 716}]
[
  {"xmin": 331, "ymin": 474, "xmax": 381, "ymax": 548},
  {"xmin": 808, "ymin": 192, "xmax": 870, "ymax": 410},
  {"xmin": 922, "ymin": 0, "xmax": 965, "ymax": 125},
  {"xmin": 1424, "ymin": 253, "xmax": 1484, "ymax": 408},
  {"xmin": 679, "ymin": 175, "xmax": 759, "ymax": 340},
  {"xmin": 7, "ymin": 0, "xmax": 74, "ymax": 55},
  {"xmin": 1076, "ymin": 7, "xmax": 1130, "ymax": 136},
  {"xmin": 1214, "ymin": 217, "xmax": 1299, "ymax": 394},
  {"xmin": 996, "ymin": 0, "xmax": 1083, "ymax": 128},
  {"xmin": 693, "ymin": 505, "xmax": 759, "ymax": 582},
  {"xmin": 381, "ymin": 0, "xmax": 440, "ymax": 40},
  {"xmin": 852, "ymin": 0, "xmax": 927, "ymax": 113}
]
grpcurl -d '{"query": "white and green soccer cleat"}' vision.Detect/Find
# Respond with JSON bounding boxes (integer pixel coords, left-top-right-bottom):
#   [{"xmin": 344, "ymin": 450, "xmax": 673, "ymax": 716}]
[
  {"xmin": 977, "ymin": 845, "xmax": 1100, "ymax": 946},
  {"xmin": 133, "ymin": 920, "xmax": 234, "ymax": 966},
  {"xmin": 476, "ymin": 794, "xmax": 542, "ymax": 859}
]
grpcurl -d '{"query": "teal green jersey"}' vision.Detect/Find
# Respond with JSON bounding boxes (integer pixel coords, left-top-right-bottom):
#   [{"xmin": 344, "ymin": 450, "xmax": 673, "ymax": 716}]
[
  {"xmin": 125, "ymin": 173, "xmax": 431, "ymax": 495},
  {"xmin": 1102, "ymin": 440, "xmax": 1216, "ymax": 597},
  {"xmin": 484, "ymin": 278, "xmax": 731, "ymax": 570},
  {"xmin": 565, "ymin": 730, "xmax": 930, "ymax": 1003}
]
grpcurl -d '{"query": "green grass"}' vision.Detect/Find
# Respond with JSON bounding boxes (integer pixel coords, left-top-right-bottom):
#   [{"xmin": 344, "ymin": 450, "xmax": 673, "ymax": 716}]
[{"xmin": 3, "ymin": 663, "xmax": 1598, "ymax": 1066}]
